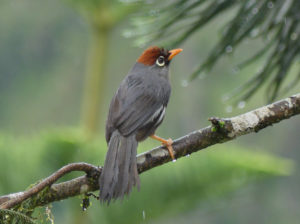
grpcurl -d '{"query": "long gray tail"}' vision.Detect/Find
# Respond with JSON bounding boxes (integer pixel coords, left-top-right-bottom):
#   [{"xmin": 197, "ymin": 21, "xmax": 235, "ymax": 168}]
[{"xmin": 99, "ymin": 130, "xmax": 140, "ymax": 204}]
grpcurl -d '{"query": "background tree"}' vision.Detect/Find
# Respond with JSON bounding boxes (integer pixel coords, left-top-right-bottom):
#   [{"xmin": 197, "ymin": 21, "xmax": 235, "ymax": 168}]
[{"xmin": 66, "ymin": 0, "xmax": 140, "ymax": 135}]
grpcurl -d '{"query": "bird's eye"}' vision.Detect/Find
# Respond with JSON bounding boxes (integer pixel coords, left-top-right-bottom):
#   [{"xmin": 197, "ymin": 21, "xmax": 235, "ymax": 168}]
[{"xmin": 156, "ymin": 56, "xmax": 165, "ymax": 67}]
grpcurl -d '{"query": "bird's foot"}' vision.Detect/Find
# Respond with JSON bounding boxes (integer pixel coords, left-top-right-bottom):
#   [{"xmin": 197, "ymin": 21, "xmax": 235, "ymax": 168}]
[
  {"xmin": 163, "ymin": 138, "xmax": 176, "ymax": 161},
  {"xmin": 150, "ymin": 135, "xmax": 176, "ymax": 161}
]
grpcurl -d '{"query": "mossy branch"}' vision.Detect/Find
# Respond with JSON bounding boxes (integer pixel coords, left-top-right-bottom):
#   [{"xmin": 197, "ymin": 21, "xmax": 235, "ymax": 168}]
[{"xmin": 1, "ymin": 93, "xmax": 300, "ymax": 211}]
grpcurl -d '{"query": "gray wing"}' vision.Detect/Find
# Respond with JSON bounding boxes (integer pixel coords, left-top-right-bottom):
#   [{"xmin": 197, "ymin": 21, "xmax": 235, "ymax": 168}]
[{"xmin": 105, "ymin": 73, "xmax": 170, "ymax": 142}]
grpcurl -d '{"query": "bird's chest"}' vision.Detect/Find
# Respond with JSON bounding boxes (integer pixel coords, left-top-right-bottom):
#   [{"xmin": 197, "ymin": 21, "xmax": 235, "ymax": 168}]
[{"xmin": 143, "ymin": 74, "xmax": 171, "ymax": 105}]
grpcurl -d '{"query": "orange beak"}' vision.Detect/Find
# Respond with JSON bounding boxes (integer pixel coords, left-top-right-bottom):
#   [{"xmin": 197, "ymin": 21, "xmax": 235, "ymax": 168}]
[{"xmin": 168, "ymin": 48, "xmax": 183, "ymax": 61}]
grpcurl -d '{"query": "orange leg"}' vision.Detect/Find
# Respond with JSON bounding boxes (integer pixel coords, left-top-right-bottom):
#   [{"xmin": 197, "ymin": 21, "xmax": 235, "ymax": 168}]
[{"xmin": 150, "ymin": 135, "xmax": 175, "ymax": 161}]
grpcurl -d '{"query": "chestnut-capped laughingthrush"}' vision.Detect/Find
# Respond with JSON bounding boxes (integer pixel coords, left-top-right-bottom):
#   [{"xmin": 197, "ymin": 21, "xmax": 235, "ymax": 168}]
[{"xmin": 99, "ymin": 46, "xmax": 183, "ymax": 204}]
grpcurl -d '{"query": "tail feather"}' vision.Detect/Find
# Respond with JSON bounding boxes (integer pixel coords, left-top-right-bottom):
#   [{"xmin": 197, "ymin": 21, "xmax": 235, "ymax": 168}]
[{"xmin": 99, "ymin": 131, "xmax": 140, "ymax": 204}]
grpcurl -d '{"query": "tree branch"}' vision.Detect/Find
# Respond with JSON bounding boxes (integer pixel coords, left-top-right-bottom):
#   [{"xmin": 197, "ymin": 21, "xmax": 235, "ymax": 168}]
[
  {"xmin": 1, "ymin": 93, "xmax": 300, "ymax": 210},
  {"xmin": 0, "ymin": 163, "xmax": 100, "ymax": 209}
]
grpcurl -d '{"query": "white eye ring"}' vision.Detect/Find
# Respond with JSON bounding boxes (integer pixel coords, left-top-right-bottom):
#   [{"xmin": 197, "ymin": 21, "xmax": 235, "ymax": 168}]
[{"xmin": 156, "ymin": 56, "xmax": 165, "ymax": 67}]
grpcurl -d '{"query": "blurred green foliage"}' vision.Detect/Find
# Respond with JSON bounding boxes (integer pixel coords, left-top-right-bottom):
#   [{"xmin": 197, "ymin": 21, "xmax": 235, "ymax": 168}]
[
  {"xmin": 0, "ymin": 129, "xmax": 293, "ymax": 223},
  {"xmin": 0, "ymin": 209, "xmax": 36, "ymax": 224},
  {"xmin": 131, "ymin": 0, "xmax": 300, "ymax": 102},
  {"xmin": 0, "ymin": 0, "xmax": 300, "ymax": 223}
]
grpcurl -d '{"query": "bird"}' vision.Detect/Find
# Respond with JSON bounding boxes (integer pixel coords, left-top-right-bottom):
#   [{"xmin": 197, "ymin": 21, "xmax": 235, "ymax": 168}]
[{"xmin": 99, "ymin": 46, "xmax": 183, "ymax": 204}]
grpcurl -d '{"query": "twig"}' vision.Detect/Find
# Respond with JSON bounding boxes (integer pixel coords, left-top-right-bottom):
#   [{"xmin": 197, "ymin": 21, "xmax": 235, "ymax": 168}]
[{"xmin": 0, "ymin": 163, "xmax": 100, "ymax": 209}]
